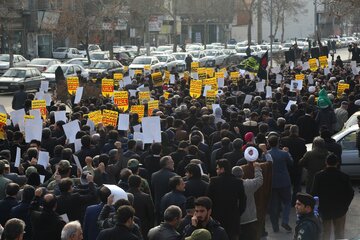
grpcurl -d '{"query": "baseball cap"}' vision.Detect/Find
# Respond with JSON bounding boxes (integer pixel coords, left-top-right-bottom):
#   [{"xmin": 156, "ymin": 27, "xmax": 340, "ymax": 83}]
[
  {"xmin": 127, "ymin": 159, "xmax": 141, "ymax": 168},
  {"xmin": 58, "ymin": 160, "xmax": 72, "ymax": 171},
  {"xmin": 185, "ymin": 229, "xmax": 212, "ymax": 240}
]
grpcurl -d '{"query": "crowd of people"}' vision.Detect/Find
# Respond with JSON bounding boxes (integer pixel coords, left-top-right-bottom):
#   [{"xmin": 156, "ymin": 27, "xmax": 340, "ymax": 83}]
[{"xmin": 0, "ymin": 49, "xmax": 359, "ymax": 240}]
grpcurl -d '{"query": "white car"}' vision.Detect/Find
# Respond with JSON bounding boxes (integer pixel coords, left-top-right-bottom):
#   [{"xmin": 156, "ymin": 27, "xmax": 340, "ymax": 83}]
[
  {"xmin": 186, "ymin": 44, "xmax": 204, "ymax": 51},
  {"xmin": 78, "ymin": 44, "xmax": 102, "ymax": 57},
  {"xmin": 89, "ymin": 51, "xmax": 110, "ymax": 60},
  {"xmin": 0, "ymin": 54, "xmax": 29, "ymax": 75},
  {"xmin": 41, "ymin": 64, "xmax": 89, "ymax": 85},
  {"xmin": 27, "ymin": 58, "xmax": 61, "ymax": 72},
  {"xmin": 198, "ymin": 50, "xmax": 227, "ymax": 67},
  {"xmin": 128, "ymin": 56, "xmax": 164, "ymax": 72},
  {"xmin": 52, "ymin": 47, "xmax": 83, "ymax": 59},
  {"xmin": 306, "ymin": 124, "xmax": 360, "ymax": 178},
  {"xmin": 154, "ymin": 54, "xmax": 186, "ymax": 72},
  {"xmin": 188, "ymin": 51, "xmax": 206, "ymax": 62},
  {"xmin": 235, "ymin": 47, "xmax": 257, "ymax": 57}
]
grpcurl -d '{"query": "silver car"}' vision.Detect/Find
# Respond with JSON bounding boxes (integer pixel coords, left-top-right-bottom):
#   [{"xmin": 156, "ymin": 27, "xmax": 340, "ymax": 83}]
[
  {"xmin": 306, "ymin": 124, "xmax": 360, "ymax": 178},
  {"xmin": 0, "ymin": 54, "xmax": 29, "ymax": 75}
]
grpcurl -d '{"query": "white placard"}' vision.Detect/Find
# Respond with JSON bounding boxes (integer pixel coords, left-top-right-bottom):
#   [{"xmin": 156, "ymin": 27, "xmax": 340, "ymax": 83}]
[
  {"xmin": 256, "ymin": 81, "xmax": 265, "ymax": 92},
  {"xmin": 0, "ymin": 105, "xmax": 7, "ymax": 114},
  {"xmin": 328, "ymin": 60, "xmax": 332, "ymax": 69},
  {"xmin": 128, "ymin": 90, "xmax": 137, "ymax": 97},
  {"xmin": 73, "ymin": 154, "xmax": 82, "ymax": 173},
  {"xmin": 103, "ymin": 184, "xmax": 128, "ymax": 203},
  {"xmin": 40, "ymin": 81, "xmax": 49, "ymax": 92},
  {"xmin": 118, "ymin": 114, "xmax": 129, "ymax": 131},
  {"xmin": 25, "ymin": 118, "xmax": 42, "ymax": 143},
  {"xmin": 86, "ymin": 119, "xmax": 95, "ymax": 133},
  {"xmin": 29, "ymin": 109, "xmax": 41, "ymax": 120},
  {"xmin": 74, "ymin": 138, "xmax": 82, "ymax": 152},
  {"xmin": 63, "ymin": 120, "xmax": 80, "ymax": 144},
  {"xmin": 285, "ymin": 100, "xmax": 297, "ymax": 112},
  {"xmin": 74, "ymin": 87, "xmax": 83, "ymax": 104},
  {"xmin": 302, "ymin": 62, "xmax": 310, "ymax": 71},
  {"xmin": 266, "ymin": 86, "xmax": 272, "ymax": 98},
  {"xmin": 44, "ymin": 93, "xmax": 51, "ymax": 106},
  {"xmin": 170, "ymin": 74, "xmax": 176, "ymax": 84},
  {"xmin": 217, "ymin": 77, "xmax": 224, "ymax": 88},
  {"xmin": 239, "ymin": 69, "xmax": 246, "ymax": 76},
  {"xmin": 35, "ymin": 92, "xmax": 44, "ymax": 100},
  {"xmin": 203, "ymin": 85, "xmax": 212, "ymax": 97},
  {"xmin": 191, "ymin": 72, "xmax": 199, "ymax": 80},
  {"xmin": 324, "ymin": 67, "xmax": 330, "ymax": 75},
  {"xmin": 129, "ymin": 69, "xmax": 135, "ymax": 78},
  {"xmin": 133, "ymin": 124, "xmax": 141, "ymax": 133},
  {"xmin": 39, "ymin": 175, "xmax": 45, "ymax": 184},
  {"xmin": 60, "ymin": 214, "xmax": 69, "ymax": 223},
  {"xmin": 54, "ymin": 111, "xmax": 67, "ymax": 123},
  {"xmin": 141, "ymin": 116, "xmax": 161, "ymax": 144},
  {"xmin": 308, "ymin": 74, "xmax": 314, "ymax": 85},
  {"xmin": 133, "ymin": 132, "xmax": 143, "ymax": 142},
  {"xmin": 212, "ymin": 104, "xmax": 220, "ymax": 114},
  {"xmin": 10, "ymin": 109, "xmax": 25, "ymax": 127},
  {"xmin": 289, "ymin": 61, "xmax": 294, "ymax": 70},
  {"xmin": 272, "ymin": 66, "xmax": 280, "ymax": 74},
  {"xmin": 290, "ymin": 80, "xmax": 303, "ymax": 92},
  {"xmin": 351, "ymin": 61, "xmax": 357, "ymax": 68},
  {"xmin": 14, "ymin": 147, "xmax": 21, "ymax": 168},
  {"xmin": 244, "ymin": 95, "xmax": 253, "ymax": 104},
  {"xmin": 37, "ymin": 151, "xmax": 49, "ymax": 168},
  {"xmin": 123, "ymin": 76, "xmax": 132, "ymax": 86},
  {"xmin": 276, "ymin": 74, "xmax": 282, "ymax": 84}
]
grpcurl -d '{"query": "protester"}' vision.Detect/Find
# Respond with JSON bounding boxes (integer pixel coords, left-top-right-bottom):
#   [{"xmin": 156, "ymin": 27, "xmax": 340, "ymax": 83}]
[{"xmin": 148, "ymin": 205, "xmax": 182, "ymax": 240}]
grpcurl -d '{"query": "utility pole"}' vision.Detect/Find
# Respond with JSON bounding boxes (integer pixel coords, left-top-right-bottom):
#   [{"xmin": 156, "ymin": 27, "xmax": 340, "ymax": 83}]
[
  {"xmin": 270, "ymin": 0, "xmax": 273, "ymax": 68},
  {"xmin": 314, "ymin": 0, "xmax": 317, "ymax": 40},
  {"xmin": 257, "ymin": 0, "xmax": 262, "ymax": 44},
  {"xmin": 172, "ymin": 0, "xmax": 177, "ymax": 52}
]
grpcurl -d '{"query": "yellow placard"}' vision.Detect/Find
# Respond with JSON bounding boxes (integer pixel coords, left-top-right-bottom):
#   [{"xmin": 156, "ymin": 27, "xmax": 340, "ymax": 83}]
[
  {"xmin": 191, "ymin": 62, "xmax": 199, "ymax": 72},
  {"xmin": 102, "ymin": 79, "xmax": 114, "ymax": 97},
  {"xmin": 319, "ymin": 56, "xmax": 328, "ymax": 68},
  {"xmin": 203, "ymin": 78, "xmax": 218, "ymax": 90},
  {"xmin": 163, "ymin": 92, "xmax": 170, "ymax": 100},
  {"xmin": 308, "ymin": 58, "xmax": 318, "ymax": 72},
  {"xmin": 88, "ymin": 110, "xmax": 102, "ymax": 124},
  {"xmin": 206, "ymin": 68, "xmax": 215, "ymax": 77},
  {"xmin": 215, "ymin": 72, "xmax": 224, "ymax": 79},
  {"xmin": 114, "ymin": 91, "xmax": 129, "ymax": 112},
  {"xmin": 144, "ymin": 65, "xmax": 151, "ymax": 71},
  {"xmin": 295, "ymin": 74, "xmax": 305, "ymax": 81},
  {"xmin": 190, "ymin": 80, "xmax": 203, "ymax": 99},
  {"xmin": 134, "ymin": 70, "xmax": 143, "ymax": 76},
  {"xmin": 24, "ymin": 115, "xmax": 35, "ymax": 120},
  {"xmin": 67, "ymin": 77, "xmax": 79, "ymax": 95},
  {"xmin": 147, "ymin": 100, "xmax": 159, "ymax": 116},
  {"xmin": 131, "ymin": 105, "xmax": 145, "ymax": 122},
  {"xmin": 0, "ymin": 113, "xmax": 7, "ymax": 125},
  {"xmin": 337, "ymin": 83, "xmax": 350, "ymax": 98},
  {"xmin": 138, "ymin": 91, "xmax": 151, "ymax": 104},
  {"xmin": 183, "ymin": 71, "xmax": 190, "ymax": 84},
  {"xmin": 152, "ymin": 72, "xmax": 163, "ymax": 87},
  {"xmin": 31, "ymin": 100, "xmax": 47, "ymax": 119},
  {"xmin": 230, "ymin": 72, "xmax": 240, "ymax": 83},
  {"xmin": 197, "ymin": 68, "xmax": 207, "ymax": 80},
  {"xmin": 113, "ymin": 73, "xmax": 123, "ymax": 80},
  {"xmin": 123, "ymin": 66, "xmax": 129, "ymax": 72},
  {"xmin": 206, "ymin": 90, "xmax": 216, "ymax": 107},
  {"xmin": 164, "ymin": 71, "xmax": 170, "ymax": 84},
  {"xmin": 102, "ymin": 110, "xmax": 118, "ymax": 127}
]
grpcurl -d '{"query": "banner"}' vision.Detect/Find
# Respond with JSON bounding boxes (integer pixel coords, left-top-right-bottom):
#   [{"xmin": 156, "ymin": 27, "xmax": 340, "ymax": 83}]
[
  {"xmin": 190, "ymin": 80, "xmax": 202, "ymax": 98},
  {"xmin": 102, "ymin": 110, "xmax": 118, "ymax": 127},
  {"xmin": 319, "ymin": 56, "xmax": 328, "ymax": 68},
  {"xmin": 239, "ymin": 56, "xmax": 260, "ymax": 72},
  {"xmin": 147, "ymin": 100, "xmax": 159, "ymax": 116},
  {"xmin": 337, "ymin": 83, "xmax": 350, "ymax": 98},
  {"xmin": 114, "ymin": 91, "xmax": 129, "ymax": 111},
  {"xmin": 138, "ymin": 91, "xmax": 151, "ymax": 104},
  {"xmin": 152, "ymin": 72, "xmax": 163, "ymax": 87},
  {"xmin": 67, "ymin": 77, "xmax": 79, "ymax": 95},
  {"xmin": 113, "ymin": 73, "xmax": 123, "ymax": 87},
  {"xmin": 131, "ymin": 105, "xmax": 145, "ymax": 122},
  {"xmin": 206, "ymin": 90, "xmax": 216, "ymax": 107},
  {"xmin": 308, "ymin": 58, "xmax": 318, "ymax": 72},
  {"xmin": 203, "ymin": 78, "xmax": 218, "ymax": 90},
  {"xmin": 31, "ymin": 100, "xmax": 47, "ymax": 119},
  {"xmin": 102, "ymin": 79, "xmax": 114, "ymax": 97},
  {"xmin": 88, "ymin": 110, "xmax": 102, "ymax": 124},
  {"xmin": 191, "ymin": 62, "xmax": 199, "ymax": 72}
]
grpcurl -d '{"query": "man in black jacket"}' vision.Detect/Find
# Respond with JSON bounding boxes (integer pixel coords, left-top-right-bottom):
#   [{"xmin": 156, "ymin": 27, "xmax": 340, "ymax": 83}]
[
  {"xmin": 311, "ymin": 154, "xmax": 354, "ymax": 240},
  {"xmin": 207, "ymin": 159, "xmax": 246, "ymax": 240},
  {"xmin": 183, "ymin": 196, "xmax": 229, "ymax": 240},
  {"xmin": 148, "ymin": 205, "xmax": 182, "ymax": 240},
  {"xmin": 12, "ymin": 84, "xmax": 27, "ymax": 110},
  {"xmin": 97, "ymin": 205, "xmax": 139, "ymax": 240}
]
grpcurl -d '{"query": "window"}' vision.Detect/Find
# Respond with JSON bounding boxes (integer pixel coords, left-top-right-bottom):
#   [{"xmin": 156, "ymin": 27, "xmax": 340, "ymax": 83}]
[
  {"xmin": 31, "ymin": 69, "xmax": 40, "ymax": 76},
  {"xmin": 340, "ymin": 132, "xmax": 357, "ymax": 150},
  {"xmin": 25, "ymin": 70, "xmax": 32, "ymax": 78},
  {"xmin": 67, "ymin": 66, "xmax": 74, "ymax": 74}
]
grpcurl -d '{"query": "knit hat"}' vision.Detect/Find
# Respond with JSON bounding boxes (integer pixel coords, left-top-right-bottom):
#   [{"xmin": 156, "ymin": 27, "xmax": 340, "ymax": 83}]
[
  {"xmin": 244, "ymin": 132, "xmax": 254, "ymax": 142},
  {"xmin": 185, "ymin": 229, "xmax": 212, "ymax": 240}
]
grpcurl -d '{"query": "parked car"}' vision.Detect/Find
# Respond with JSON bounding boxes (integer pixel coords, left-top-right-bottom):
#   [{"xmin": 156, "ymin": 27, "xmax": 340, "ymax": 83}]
[
  {"xmin": 0, "ymin": 54, "xmax": 29, "ymax": 75},
  {"xmin": 41, "ymin": 64, "xmax": 89, "ymax": 86},
  {"xmin": 343, "ymin": 111, "xmax": 360, "ymax": 130},
  {"xmin": 65, "ymin": 58, "xmax": 95, "ymax": 68},
  {"xmin": 188, "ymin": 51, "xmax": 206, "ymax": 62},
  {"xmin": 306, "ymin": 124, "xmax": 360, "ymax": 178},
  {"xmin": 129, "ymin": 56, "xmax": 164, "ymax": 72},
  {"xmin": 89, "ymin": 51, "xmax": 110, "ymax": 60},
  {"xmin": 198, "ymin": 49, "xmax": 227, "ymax": 67},
  {"xmin": 52, "ymin": 47, "xmax": 83, "ymax": 59},
  {"xmin": 88, "ymin": 60, "xmax": 124, "ymax": 80},
  {"xmin": 0, "ymin": 67, "xmax": 46, "ymax": 92},
  {"xmin": 78, "ymin": 44, "xmax": 102, "ymax": 57},
  {"xmin": 27, "ymin": 58, "xmax": 61, "ymax": 72},
  {"xmin": 154, "ymin": 54, "xmax": 186, "ymax": 72},
  {"xmin": 114, "ymin": 51, "xmax": 136, "ymax": 66}
]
